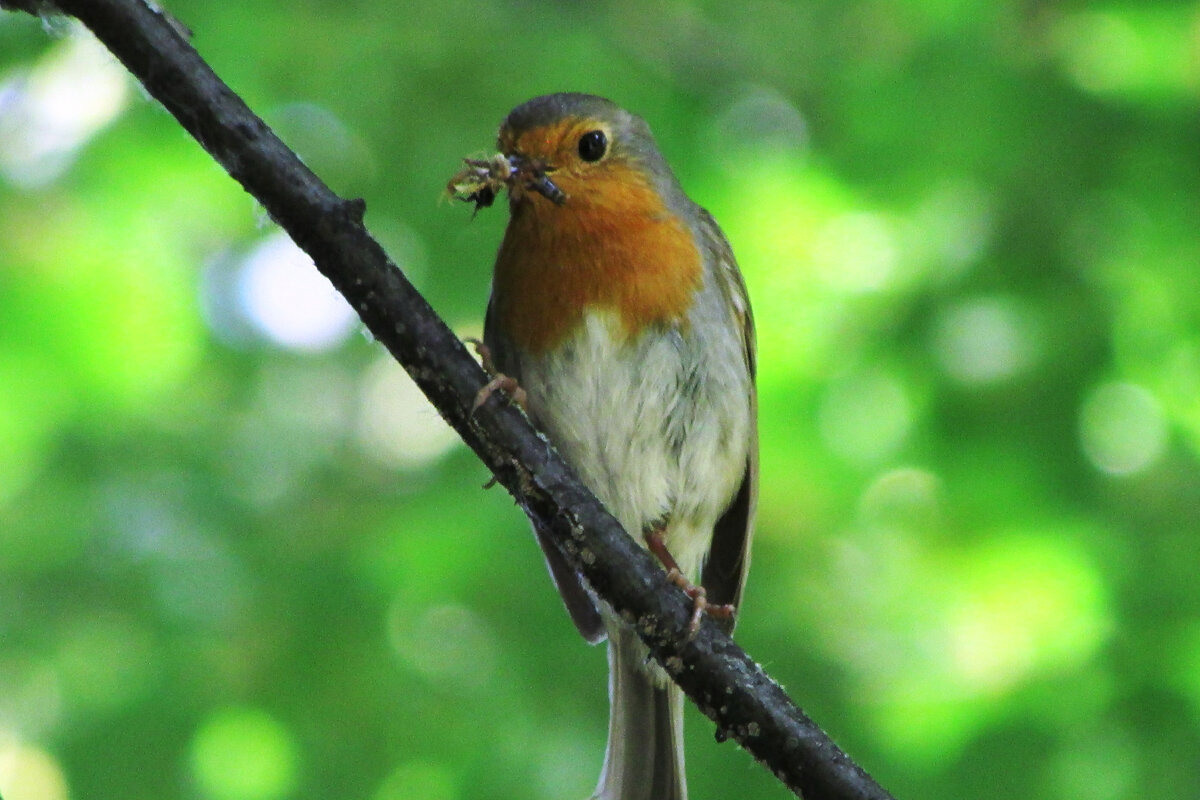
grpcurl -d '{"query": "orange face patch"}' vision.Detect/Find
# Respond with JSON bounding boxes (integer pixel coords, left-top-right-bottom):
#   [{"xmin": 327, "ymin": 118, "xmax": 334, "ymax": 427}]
[{"xmin": 499, "ymin": 119, "xmax": 604, "ymax": 169}]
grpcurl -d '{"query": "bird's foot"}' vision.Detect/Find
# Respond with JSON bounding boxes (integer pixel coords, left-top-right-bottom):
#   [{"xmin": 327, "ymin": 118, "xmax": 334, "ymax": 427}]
[
  {"xmin": 466, "ymin": 337, "xmax": 527, "ymax": 413},
  {"xmin": 665, "ymin": 568, "xmax": 735, "ymax": 636},
  {"xmin": 644, "ymin": 525, "xmax": 735, "ymax": 637},
  {"xmin": 465, "ymin": 337, "xmax": 495, "ymax": 372},
  {"xmin": 472, "ymin": 374, "xmax": 527, "ymax": 414}
]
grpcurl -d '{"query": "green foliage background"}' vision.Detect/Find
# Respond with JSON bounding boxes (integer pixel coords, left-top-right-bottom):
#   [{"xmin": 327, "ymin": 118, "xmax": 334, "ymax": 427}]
[{"xmin": 2, "ymin": 2, "xmax": 1200, "ymax": 799}]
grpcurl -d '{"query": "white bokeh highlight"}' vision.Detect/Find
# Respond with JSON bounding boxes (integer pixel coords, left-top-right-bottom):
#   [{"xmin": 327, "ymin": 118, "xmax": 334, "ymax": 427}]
[
  {"xmin": 236, "ymin": 232, "xmax": 358, "ymax": 352},
  {"xmin": 1080, "ymin": 381, "xmax": 1167, "ymax": 476},
  {"xmin": 0, "ymin": 26, "xmax": 129, "ymax": 188},
  {"xmin": 813, "ymin": 212, "xmax": 898, "ymax": 293},
  {"xmin": 355, "ymin": 356, "xmax": 459, "ymax": 469},
  {"xmin": 935, "ymin": 296, "xmax": 1038, "ymax": 385}
]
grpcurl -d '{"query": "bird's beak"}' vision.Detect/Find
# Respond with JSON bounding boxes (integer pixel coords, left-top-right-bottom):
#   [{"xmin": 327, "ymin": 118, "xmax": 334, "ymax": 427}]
[{"xmin": 507, "ymin": 153, "xmax": 566, "ymax": 206}]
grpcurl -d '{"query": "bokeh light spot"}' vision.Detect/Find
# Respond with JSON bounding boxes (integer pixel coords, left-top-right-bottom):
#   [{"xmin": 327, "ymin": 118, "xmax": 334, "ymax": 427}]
[
  {"xmin": 1052, "ymin": 9, "xmax": 1197, "ymax": 100},
  {"xmin": 190, "ymin": 707, "xmax": 298, "ymax": 800},
  {"xmin": 812, "ymin": 212, "xmax": 898, "ymax": 293},
  {"xmin": 1054, "ymin": 11, "xmax": 1145, "ymax": 95},
  {"xmin": 1079, "ymin": 381, "xmax": 1167, "ymax": 475},
  {"xmin": 0, "ymin": 25, "xmax": 130, "ymax": 187},
  {"xmin": 907, "ymin": 180, "xmax": 993, "ymax": 282},
  {"xmin": 818, "ymin": 369, "xmax": 912, "ymax": 465},
  {"xmin": 356, "ymin": 356, "xmax": 459, "ymax": 469},
  {"xmin": 712, "ymin": 161, "xmax": 857, "ymax": 379},
  {"xmin": 708, "ymin": 85, "xmax": 808, "ymax": 170},
  {"xmin": 0, "ymin": 354, "xmax": 72, "ymax": 509},
  {"xmin": 237, "ymin": 232, "xmax": 358, "ymax": 352},
  {"xmin": 388, "ymin": 603, "xmax": 498, "ymax": 689},
  {"xmin": 947, "ymin": 534, "xmax": 1111, "ymax": 692},
  {"xmin": 934, "ymin": 296, "xmax": 1039, "ymax": 385},
  {"xmin": 832, "ymin": 525, "xmax": 1113, "ymax": 762},
  {"xmin": 222, "ymin": 362, "xmax": 356, "ymax": 509},
  {"xmin": 270, "ymin": 102, "xmax": 377, "ymax": 190},
  {"xmin": 858, "ymin": 467, "xmax": 942, "ymax": 534},
  {"xmin": 0, "ymin": 735, "xmax": 70, "ymax": 800},
  {"xmin": 0, "ymin": 658, "xmax": 62, "ymax": 738}
]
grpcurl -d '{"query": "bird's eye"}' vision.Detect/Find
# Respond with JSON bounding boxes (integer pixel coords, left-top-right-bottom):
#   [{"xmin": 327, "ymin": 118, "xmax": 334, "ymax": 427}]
[{"xmin": 577, "ymin": 130, "xmax": 608, "ymax": 162}]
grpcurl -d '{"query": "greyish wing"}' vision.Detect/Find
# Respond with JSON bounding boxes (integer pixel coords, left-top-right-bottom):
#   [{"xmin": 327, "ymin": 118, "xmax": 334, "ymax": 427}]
[
  {"xmin": 484, "ymin": 295, "xmax": 606, "ymax": 643},
  {"xmin": 696, "ymin": 209, "xmax": 758, "ymax": 631}
]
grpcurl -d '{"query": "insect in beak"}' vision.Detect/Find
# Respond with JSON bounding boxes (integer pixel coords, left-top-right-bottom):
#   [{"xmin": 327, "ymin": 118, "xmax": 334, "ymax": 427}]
[
  {"xmin": 509, "ymin": 153, "xmax": 566, "ymax": 206},
  {"xmin": 528, "ymin": 172, "xmax": 566, "ymax": 205},
  {"xmin": 447, "ymin": 152, "xmax": 566, "ymax": 210}
]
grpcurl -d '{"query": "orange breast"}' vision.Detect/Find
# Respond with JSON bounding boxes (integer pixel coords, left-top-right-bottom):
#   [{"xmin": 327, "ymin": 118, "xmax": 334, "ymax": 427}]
[{"xmin": 492, "ymin": 163, "xmax": 702, "ymax": 355}]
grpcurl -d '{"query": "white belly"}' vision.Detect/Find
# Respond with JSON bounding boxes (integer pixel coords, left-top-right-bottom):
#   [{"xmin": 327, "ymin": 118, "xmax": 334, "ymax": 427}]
[{"xmin": 521, "ymin": 310, "xmax": 750, "ymax": 581}]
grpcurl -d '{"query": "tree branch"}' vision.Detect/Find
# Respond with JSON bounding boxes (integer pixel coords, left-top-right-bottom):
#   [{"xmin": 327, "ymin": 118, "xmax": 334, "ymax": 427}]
[{"xmin": 3, "ymin": 1, "xmax": 895, "ymax": 798}]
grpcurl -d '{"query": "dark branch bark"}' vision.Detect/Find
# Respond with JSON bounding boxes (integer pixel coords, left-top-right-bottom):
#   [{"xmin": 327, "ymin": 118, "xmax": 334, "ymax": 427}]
[{"xmin": 2, "ymin": 2, "xmax": 895, "ymax": 798}]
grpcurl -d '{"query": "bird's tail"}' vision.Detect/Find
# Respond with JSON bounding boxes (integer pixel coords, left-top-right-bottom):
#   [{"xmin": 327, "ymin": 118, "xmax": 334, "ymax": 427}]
[{"xmin": 592, "ymin": 625, "xmax": 687, "ymax": 800}]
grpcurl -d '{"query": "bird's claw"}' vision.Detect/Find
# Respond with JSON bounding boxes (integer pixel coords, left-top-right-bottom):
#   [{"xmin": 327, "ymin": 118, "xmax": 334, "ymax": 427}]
[
  {"xmin": 472, "ymin": 374, "xmax": 527, "ymax": 414},
  {"xmin": 466, "ymin": 337, "xmax": 528, "ymax": 413},
  {"xmin": 465, "ymin": 337, "xmax": 494, "ymax": 372},
  {"xmin": 645, "ymin": 524, "xmax": 735, "ymax": 636},
  {"xmin": 666, "ymin": 568, "xmax": 735, "ymax": 637}
]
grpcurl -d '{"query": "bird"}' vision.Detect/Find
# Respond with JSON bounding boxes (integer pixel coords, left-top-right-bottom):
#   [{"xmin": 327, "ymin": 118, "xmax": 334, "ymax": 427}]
[{"xmin": 463, "ymin": 92, "xmax": 757, "ymax": 800}]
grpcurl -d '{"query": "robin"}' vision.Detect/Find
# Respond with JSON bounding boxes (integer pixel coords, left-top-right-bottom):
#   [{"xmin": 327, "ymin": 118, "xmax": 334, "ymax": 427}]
[{"xmin": 454, "ymin": 93, "xmax": 757, "ymax": 800}]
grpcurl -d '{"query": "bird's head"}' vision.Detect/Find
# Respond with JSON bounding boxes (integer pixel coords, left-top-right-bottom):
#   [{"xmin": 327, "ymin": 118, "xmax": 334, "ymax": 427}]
[{"xmin": 495, "ymin": 93, "xmax": 680, "ymax": 213}]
